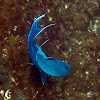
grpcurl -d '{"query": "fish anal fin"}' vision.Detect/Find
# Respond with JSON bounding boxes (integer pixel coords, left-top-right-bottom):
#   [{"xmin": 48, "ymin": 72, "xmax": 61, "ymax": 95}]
[{"xmin": 27, "ymin": 62, "xmax": 34, "ymax": 65}]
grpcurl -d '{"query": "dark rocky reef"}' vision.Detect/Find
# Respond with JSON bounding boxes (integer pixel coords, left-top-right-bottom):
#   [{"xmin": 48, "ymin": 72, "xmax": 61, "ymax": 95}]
[{"xmin": 0, "ymin": 0, "xmax": 100, "ymax": 100}]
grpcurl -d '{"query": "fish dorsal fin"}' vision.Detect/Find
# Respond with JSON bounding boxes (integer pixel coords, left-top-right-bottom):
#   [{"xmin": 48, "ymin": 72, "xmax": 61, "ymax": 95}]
[{"xmin": 40, "ymin": 39, "xmax": 49, "ymax": 48}]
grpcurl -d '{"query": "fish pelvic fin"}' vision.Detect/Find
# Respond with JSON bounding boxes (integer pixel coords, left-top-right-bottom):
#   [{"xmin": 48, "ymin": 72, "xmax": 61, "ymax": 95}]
[{"xmin": 40, "ymin": 70, "xmax": 48, "ymax": 85}]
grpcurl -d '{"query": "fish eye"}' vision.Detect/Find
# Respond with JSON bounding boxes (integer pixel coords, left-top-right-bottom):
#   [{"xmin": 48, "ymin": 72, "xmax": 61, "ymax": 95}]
[{"xmin": 65, "ymin": 67, "xmax": 68, "ymax": 70}]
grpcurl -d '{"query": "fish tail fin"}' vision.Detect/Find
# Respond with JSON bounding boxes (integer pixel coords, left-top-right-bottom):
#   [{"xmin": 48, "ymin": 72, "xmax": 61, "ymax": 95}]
[{"xmin": 28, "ymin": 14, "xmax": 55, "ymax": 43}]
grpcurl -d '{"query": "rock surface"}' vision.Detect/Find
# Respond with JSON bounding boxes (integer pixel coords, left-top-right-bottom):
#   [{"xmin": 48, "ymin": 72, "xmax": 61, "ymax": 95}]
[{"xmin": 0, "ymin": 0, "xmax": 100, "ymax": 100}]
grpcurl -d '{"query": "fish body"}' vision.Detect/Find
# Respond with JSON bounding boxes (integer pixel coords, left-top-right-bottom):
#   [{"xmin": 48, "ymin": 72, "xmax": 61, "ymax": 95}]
[{"xmin": 28, "ymin": 14, "xmax": 71, "ymax": 85}]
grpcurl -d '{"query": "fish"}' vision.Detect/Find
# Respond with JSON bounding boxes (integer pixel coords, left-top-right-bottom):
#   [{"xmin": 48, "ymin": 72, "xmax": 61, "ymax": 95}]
[{"xmin": 28, "ymin": 14, "xmax": 71, "ymax": 85}]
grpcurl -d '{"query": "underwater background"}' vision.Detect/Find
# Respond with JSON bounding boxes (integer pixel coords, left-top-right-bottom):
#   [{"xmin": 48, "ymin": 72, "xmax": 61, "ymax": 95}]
[{"xmin": 0, "ymin": 0, "xmax": 100, "ymax": 100}]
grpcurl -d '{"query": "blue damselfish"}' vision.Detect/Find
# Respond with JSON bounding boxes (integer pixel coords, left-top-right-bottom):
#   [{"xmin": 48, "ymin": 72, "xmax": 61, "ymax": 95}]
[{"xmin": 28, "ymin": 14, "xmax": 71, "ymax": 85}]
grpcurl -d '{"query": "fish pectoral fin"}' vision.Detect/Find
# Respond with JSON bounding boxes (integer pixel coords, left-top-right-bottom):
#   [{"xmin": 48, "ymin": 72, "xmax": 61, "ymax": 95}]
[
  {"xmin": 27, "ymin": 62, "xmax": 34, "ymax": 65},
  {"xmin": 45, "ymin": 57, "xmax": 54, "ymax": 60},
  {"xmin": 36, "ymin": 53, "xmax": 71, "ymax": 77}
]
